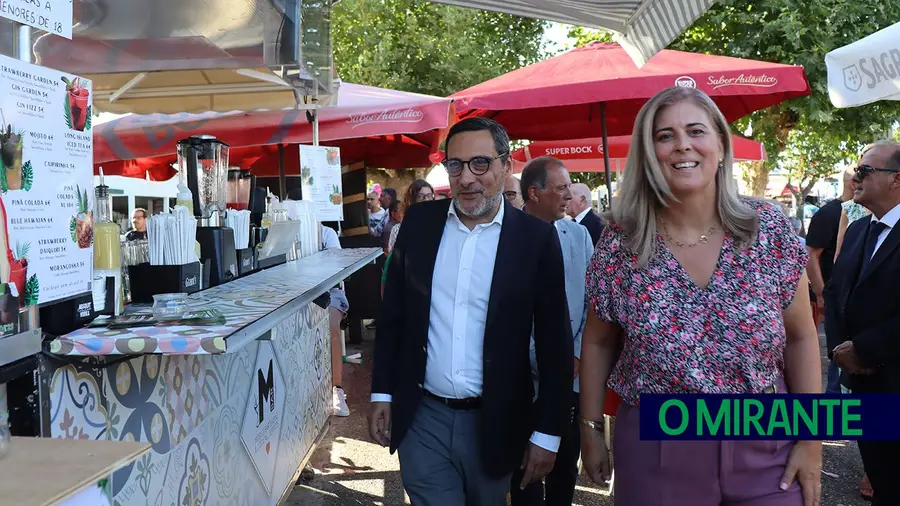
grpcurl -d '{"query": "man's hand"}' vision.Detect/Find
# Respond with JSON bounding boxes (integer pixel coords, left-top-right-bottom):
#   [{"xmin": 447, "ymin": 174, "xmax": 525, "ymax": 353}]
[
  {"xmin": 815, "ymin": 296, "xmax": 825, "ymax": 324},
  {"xmin": 832, "ymin": 341, "xmax": 874, "ymax": 375},
  {"xmin": 368, "ymin": 402, "xmax": 392, "ymax": 447},
  {"xmin": 519, "ymin": 443, "xmax": 557, "ymax": 490},
  {"xmin": 574, "ymin": 357, "xmax": 581, "ymax": 380}
]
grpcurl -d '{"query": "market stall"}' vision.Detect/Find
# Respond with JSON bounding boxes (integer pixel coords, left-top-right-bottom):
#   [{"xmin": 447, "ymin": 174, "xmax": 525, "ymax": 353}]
[
  {"xmin": 0, "ymin": 4, "xmax": 383, "ymax": 506},
  {"xmin": 45, "ymin": 246, "xmax": 379, "ymax": 505}
]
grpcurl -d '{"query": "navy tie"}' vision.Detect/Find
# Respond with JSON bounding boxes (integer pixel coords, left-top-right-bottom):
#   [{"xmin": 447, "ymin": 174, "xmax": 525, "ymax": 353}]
[{"xmin": 861, "ymin": 221, "xmax": 889, "ymax": 274}]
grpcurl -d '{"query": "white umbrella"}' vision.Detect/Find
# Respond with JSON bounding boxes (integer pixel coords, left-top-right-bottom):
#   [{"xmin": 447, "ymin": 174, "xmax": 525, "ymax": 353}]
[
  {"xmin": 428, "ymin": 0, "xmax": 717, "ymax": 67},
  {"xmin": 825, "ymin": 21, "xmax": 900, "ymax": 108}
]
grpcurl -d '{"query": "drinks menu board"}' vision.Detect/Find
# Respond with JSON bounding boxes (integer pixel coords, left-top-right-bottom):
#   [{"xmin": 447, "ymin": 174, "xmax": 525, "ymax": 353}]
[
  {"xmin": 299, "ymin": 145, "xmax": 344, "ymax": 221},
  {"xmin": 0, "ymin": 55, "xmax": 94, "ymax": 306}
]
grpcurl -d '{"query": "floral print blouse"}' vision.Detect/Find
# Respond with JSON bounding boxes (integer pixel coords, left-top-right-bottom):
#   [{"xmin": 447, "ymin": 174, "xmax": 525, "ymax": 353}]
[
  {"xmin": 842, "ymin": 200, "xmax": 870, "ymax": 224},
  {"xmin": 586, "ymin": 200, "xmax": 808, "ymax": 405}
]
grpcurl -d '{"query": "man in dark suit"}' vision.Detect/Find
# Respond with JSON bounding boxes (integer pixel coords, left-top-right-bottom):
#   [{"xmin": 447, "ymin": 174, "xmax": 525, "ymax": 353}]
[
  {"xmin": 824, "ymin": 140, "xmax": 900, "ymax": 506},
  {"xmin": 369, "ymin": 117, "xmax": 574, "ymax": 505},
  {"xmin": 567, "ymin": 183, "xmax": 604, "ymax": 245}
]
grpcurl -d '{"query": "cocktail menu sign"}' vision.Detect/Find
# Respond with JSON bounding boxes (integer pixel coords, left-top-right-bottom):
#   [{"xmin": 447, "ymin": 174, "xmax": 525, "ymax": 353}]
[
  {"xmin": 299, "ymin": 145, "xmax": 344, "ymax": 221},
  {"xmin": 0, "ymin": 54, "xmax": 93, "ymax": 306}
]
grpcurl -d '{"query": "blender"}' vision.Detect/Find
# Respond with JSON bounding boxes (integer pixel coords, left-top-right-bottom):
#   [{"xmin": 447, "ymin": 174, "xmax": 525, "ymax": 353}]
[{"xmin": 176, "ymin": 135, "xmax": 237, "ymax": 287}]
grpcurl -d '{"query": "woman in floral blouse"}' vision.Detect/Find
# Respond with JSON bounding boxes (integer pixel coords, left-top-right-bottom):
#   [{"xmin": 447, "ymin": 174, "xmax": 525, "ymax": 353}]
[
  {"xmin": 579, "ymin": 87, "xmax": 822, "ymax": 506},
  {"xmin": 834, "ymin": 174, "xmax": 872, "ymax": 262}
]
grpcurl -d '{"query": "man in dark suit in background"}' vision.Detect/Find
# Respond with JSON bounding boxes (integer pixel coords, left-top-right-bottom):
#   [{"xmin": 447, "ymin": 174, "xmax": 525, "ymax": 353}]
[
  {"xmin": 567, "ymin": 183, "xmax": 603, "ymax": 245},
  {"xmin": 369, "ymin": 117, "xmax": 574, "ymax": 506},
  {"xmin": 824, "ymin": 140, "xmax": 900, "ymax": 506}
]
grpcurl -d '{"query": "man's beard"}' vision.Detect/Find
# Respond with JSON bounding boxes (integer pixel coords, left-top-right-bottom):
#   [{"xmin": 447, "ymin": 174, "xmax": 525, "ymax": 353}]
[{"xmin": 453, "ymin": 190, "xmax": 503, "ymax": 218}]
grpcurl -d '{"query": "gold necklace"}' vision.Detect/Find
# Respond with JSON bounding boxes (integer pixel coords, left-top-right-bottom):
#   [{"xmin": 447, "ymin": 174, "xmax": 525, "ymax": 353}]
[{"xmin": 660, "ymin": 218, "xmax": 717, "ymax": 248}]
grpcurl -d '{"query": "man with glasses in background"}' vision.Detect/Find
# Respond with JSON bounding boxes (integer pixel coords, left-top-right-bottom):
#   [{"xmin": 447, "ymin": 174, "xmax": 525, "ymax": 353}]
[
  {"xmin": 824, "ymin": 140, "xmax": 900, "ymax": 505},
  {"xmin": 513, "ymin": 156, "xmax": 593, "ymax": 506},
  {"xmin": 504, "ymin": 174, "xmax": 524, "ymax": 209},
  {"xmin": 370, "ymin": 117, "xmax": 573, "ymax": 506}
]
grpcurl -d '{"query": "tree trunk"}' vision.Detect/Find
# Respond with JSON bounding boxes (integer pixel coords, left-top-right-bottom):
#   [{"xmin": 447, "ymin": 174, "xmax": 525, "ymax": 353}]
[{"xmin": 745, "ymin": 160, "xmax": 769, "ymax": 197}]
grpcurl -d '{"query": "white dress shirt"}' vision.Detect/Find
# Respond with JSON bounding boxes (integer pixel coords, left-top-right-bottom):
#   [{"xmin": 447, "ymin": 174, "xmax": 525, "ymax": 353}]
[
  {"xmin": 371, "ymin": 202, "xmax": 561, "ymax": 452},
  {"xmin": 869, "ymin": 202, "xmax": 900, "ymax": 258},
  {"xmin": 575, "ymin": 207, "xmax": 592, "ymax": 224},
  {"xmin": 321, "ymin": 226, "xmax": 341, "ymax": 250}
]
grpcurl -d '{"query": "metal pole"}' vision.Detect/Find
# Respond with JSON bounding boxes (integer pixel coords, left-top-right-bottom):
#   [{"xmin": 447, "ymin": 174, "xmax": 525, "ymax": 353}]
[
  {"xmin": 312, "ymin": 87, "xmax": 320, "ymax": 146},
  {"xmin": 600, "ymin": 103, "xmax": 613, "ymax": 211},
  {"xmin": 14, "ymin": 24, "xmax": 39, "ymax": 332},
  {"xmin": 278, "ymin": 144, "xmax": 287, "ymax": 201},
  {"xmin": 16, "ymin": 25, "xmax": 31, "ymax": 62}
]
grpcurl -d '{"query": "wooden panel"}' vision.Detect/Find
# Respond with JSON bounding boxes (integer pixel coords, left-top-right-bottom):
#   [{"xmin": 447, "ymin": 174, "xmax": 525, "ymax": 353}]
[
  {"xmin": 341, "ymin": 161, "xmax": 366, "ymax": 174},
  {"xmin": 0, "ymin": 437, "xmax": 149, "ymax": 506},
  {"xmin": 341, "ymin": 226, "xmax": 369, "ymax": 237},
  {"xmin": 343, "ymin": 193, "xmax": 365, "ymax": 205},
  {"xmin": 341, "ymin": 168, "xmax": 370, "ymax": 231}
]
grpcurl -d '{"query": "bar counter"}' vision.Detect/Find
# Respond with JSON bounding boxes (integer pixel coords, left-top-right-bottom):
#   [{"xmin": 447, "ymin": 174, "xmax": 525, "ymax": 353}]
[{"xmin": 41, "ymin": 247, "xmax": 381, "ymax": 506}]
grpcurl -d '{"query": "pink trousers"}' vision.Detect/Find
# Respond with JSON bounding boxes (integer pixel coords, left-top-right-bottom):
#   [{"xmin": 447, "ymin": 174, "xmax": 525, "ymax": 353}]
[{"xmin": 612, "ymin": 402, "xmax": 804, "ymax": 506}]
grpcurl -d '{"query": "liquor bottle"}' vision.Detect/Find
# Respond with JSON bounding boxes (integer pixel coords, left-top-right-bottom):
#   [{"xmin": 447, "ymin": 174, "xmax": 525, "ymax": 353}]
[{"xmin": 92, "ymin": 177, "xmax": 123, "ymax": 315}]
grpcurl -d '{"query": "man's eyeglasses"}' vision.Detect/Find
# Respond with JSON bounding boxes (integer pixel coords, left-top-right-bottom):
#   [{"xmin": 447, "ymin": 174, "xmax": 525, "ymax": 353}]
[
  {"xmin": 855, "ymin": 164, "xmax": 900, "ymax": 179},
  {"xmin": 444, "ymin": 153, "xmax": 507, "ymax": 177}
]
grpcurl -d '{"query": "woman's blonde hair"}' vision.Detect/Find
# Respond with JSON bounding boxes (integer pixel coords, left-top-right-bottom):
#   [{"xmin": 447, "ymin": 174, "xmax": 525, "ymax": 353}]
[{"xmin": 606, "ymin": 86, "xmax": 759, "ymax": 267}]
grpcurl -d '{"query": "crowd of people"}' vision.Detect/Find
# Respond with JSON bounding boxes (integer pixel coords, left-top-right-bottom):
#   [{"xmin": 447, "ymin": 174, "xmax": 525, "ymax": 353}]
[{"xmin": 362, "ymin": 85, "xmax": 899, "ymax": 506}]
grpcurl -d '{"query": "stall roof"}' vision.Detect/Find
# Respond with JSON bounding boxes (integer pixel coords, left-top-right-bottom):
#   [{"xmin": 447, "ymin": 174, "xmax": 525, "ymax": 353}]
[
  {"xmin": 429, "ymin": 0, "xmax": 717, "ymax": 66},
  {"xmin": 27, "ymin": 0, "xmax": 335, "ymax": 113}
]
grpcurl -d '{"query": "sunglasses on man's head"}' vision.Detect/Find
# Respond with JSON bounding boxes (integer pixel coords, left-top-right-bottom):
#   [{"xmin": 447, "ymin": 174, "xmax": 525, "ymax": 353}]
[
  {"xmin": 855, "ymin": 164, "xmax": 900, "ymax": 179},
  {"xmin": 443, "ymin": 153, "xmax": 507, "ymax": 177}
]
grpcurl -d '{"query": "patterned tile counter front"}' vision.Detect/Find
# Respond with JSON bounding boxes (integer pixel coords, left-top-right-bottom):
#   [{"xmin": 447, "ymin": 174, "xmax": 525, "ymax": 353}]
[
  {"xmin": 44, "ymin": 300, "xmax": 335, "ymax": 506},
  {"xmin": 48, "ymin": 248, "xmax": 381, "ymax": 356}
]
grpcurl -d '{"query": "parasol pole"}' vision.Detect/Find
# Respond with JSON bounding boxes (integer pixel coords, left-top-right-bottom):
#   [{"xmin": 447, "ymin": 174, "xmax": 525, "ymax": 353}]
[
  {"xmin": 16, "ymin": 25, "xmax": 31, "ymax": 62},
  {"xmin": 600, "ymin": 103, "xmax": 613, "ymax": 211},
  {"xmin": 278, "ymin": 144, "xmax": 286, "ymax": 201},
  {"xmin": 13, "ymin": 23, "xmax": 41, "ymax": 333},
  {"xmin": 312, "ymin": 87, "xmax": 320, "ymax": 147}
]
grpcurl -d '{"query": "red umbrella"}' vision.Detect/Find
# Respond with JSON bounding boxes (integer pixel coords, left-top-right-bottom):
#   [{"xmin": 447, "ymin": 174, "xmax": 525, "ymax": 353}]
[
  {"xmin": 511, "ymin": 134, "xmax": 767, "ymax": 173},
  {"xmin": 452, "ymin": 42, "xmax": 810, "ymax": 203},
  {"xmin": 96, "ymin": 135, "xmax": 439, "ymax": 181},
  {"xmin": 94, "ymin": 82, "xmax": 453, "ymax": 172}
]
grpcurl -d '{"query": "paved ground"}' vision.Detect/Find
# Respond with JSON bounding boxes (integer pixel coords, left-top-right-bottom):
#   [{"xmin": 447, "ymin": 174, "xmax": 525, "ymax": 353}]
[{"xmin": 286, "ymin": 327, "xmax": 869, "ymax": 506}]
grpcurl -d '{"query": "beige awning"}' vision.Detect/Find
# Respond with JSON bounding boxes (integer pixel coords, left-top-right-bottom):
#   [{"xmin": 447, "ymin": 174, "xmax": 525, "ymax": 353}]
[
  {"xmin": 428, "ymin": 0, "xmax": 717, "ymax": 66},
  {"xmin": 86, "ymin": 67, "xmax": 303, "ymax": 115}
]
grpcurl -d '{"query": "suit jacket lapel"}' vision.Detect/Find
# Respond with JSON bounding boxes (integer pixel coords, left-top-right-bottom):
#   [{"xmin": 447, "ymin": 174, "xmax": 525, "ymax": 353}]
[
  {"xmin": 416, "ymin": 200, "xmax": 452, "ymax": 341},
  {"xmin": 485, "ymin": 202, "xmax": 518, "ymax": 336},
  {"xmin": 840, "ymin": 223, "xmax": 867, "ymax": 310},
  {"xmin": 858, "ymin": 223, "xmax": 900, "ymax": 286}
]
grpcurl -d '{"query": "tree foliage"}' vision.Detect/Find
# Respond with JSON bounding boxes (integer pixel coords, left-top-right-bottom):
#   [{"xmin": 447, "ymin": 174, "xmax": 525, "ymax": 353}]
[
  {"xmin": 779, "ymin": 122, "xmax": 858, "ymax": 217},
  {"xmin": 566, "ymin": 26, "xmax": 614, "ymax": 48},
  {"xmin": 670, "ymin": 0, "xmax": 900, "ymax": 195},
  {"xmin": 332, "ymin": 0, "xmax": 548, "ymax": 97}
]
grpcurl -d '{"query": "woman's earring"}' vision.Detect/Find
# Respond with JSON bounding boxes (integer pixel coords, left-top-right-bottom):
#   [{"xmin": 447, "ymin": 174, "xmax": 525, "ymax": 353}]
[{"xmin": 717, "ymin": 160, "xmax": 724, "ymax": 171}]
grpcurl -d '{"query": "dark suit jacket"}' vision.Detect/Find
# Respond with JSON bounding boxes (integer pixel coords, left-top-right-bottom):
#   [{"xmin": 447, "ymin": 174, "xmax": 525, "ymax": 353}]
[
  {"xmin": 372, "ymin": 199, "xmax": 574, "ymax": 478},
  {"xmin": 578, "ymin": 210, "xmax": 604, "ymax": 246},
  {"xmin": 824, "ymin": 218, "xmax": 900, "ymax": 393}
]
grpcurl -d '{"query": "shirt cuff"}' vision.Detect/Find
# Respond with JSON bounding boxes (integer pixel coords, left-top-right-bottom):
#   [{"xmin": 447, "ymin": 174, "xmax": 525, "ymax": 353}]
[
  {"xmin": 371, "ymin": 393, "xmax": 393, "ymax": 403},
  {"xmin": 529, "ymin": 431, "xmax": 561, "ymax": 453}
]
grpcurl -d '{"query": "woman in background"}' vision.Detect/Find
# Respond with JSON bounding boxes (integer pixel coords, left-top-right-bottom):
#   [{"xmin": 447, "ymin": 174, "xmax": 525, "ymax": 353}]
[
  {"xmin": 834, "ymin": 168, "xmax": 871, "ymax": 262},
  {"xmin": 579, "ymin": 86, "xmax": 822, "ymax": 506},
  {"xmin": 381, "ymin": 179, "xmax": 434, "ymax": 292},
  {"xmin": 387, "ymin": 179, "xmax": 434, "ymax": 254}
]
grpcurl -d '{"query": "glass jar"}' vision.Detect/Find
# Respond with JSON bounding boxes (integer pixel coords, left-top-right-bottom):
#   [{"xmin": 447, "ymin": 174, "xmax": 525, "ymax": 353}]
[{"xmin": 152, "ymin": 293, "xmax": 189, "ymax": 320}]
